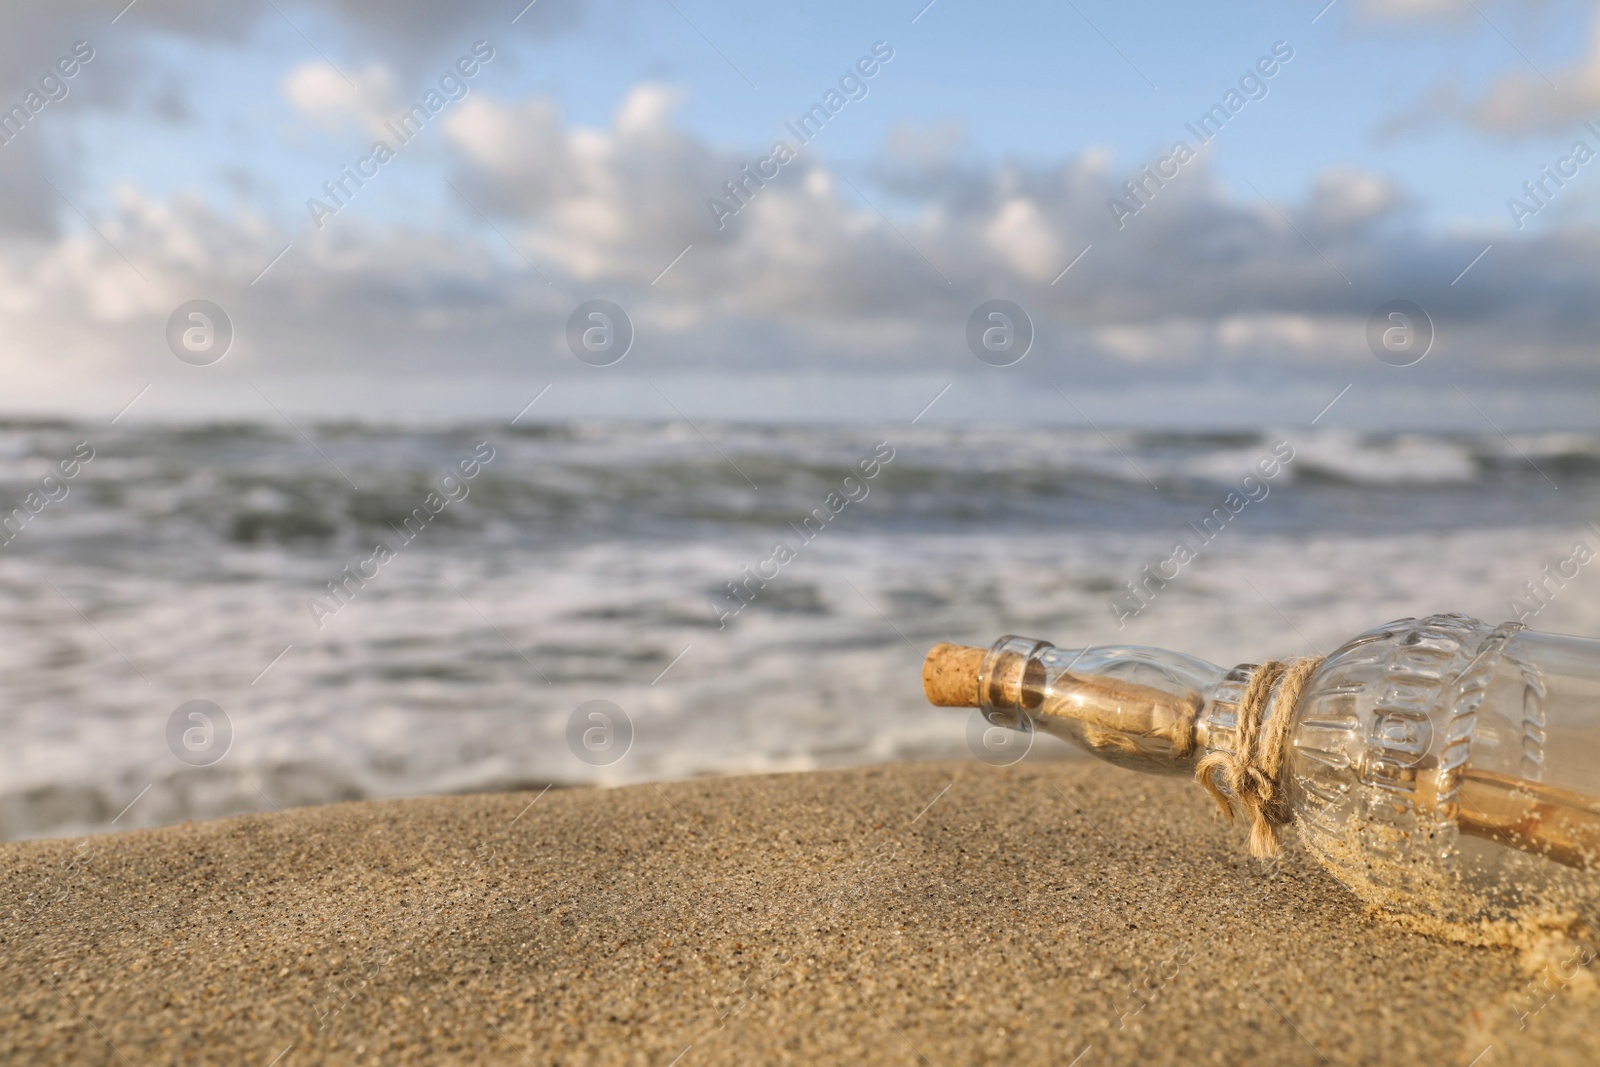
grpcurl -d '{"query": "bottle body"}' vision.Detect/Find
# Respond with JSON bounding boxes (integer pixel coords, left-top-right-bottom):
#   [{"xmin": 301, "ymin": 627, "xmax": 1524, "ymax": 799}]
[
  {"xmin": 1286, "ymin": 614, "xmax": 1600, "ymax": 930},
  {"xmin": 969, "ymin": 614, "xmax": 1600, "ymax": 931}
]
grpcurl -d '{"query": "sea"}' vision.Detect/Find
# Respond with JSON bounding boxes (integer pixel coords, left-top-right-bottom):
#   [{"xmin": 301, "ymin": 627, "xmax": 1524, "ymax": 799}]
[{"xmin": 3, "ymin": 418, "xmax": 1599, "ymax": 840}]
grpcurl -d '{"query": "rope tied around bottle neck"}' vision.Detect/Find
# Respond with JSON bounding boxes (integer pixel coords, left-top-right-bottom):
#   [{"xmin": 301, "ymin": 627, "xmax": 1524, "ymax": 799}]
[{"xmin": 1194, "ymin": 656, "xmax": 1325, "ymax": 859}]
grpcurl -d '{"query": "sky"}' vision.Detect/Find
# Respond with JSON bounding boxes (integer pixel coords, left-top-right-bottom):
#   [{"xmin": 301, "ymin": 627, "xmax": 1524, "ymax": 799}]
[{"xmin": 2, "ymin": 0, "xmax": 1600, "ymax": 428}]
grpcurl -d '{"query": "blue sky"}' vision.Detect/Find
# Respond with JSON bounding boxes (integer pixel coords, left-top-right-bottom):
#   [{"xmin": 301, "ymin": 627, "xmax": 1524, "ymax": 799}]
[
  {"xmin": 65, "ymin": 0, "xmax": 1600, "ymax": 229},
  {"xmin": 4, "ymin": 0, "xmax": 1600, "ymax": 427}
]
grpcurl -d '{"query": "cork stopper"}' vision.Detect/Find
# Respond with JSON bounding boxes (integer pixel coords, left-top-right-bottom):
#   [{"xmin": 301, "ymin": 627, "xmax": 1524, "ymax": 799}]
[{"xmin": 922, "ymin": 643, "xmax": 987, "ymax": 707}]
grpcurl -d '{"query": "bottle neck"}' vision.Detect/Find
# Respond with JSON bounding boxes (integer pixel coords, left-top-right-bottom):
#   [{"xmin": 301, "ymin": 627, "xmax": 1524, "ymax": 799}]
[
  {"xmin": 1193, "ymin": 661, "xmax": 1292, "ymax": 776},
  {"xmin": 980, "ymin": 636, "xmax": 1260, "ymax": 778}
]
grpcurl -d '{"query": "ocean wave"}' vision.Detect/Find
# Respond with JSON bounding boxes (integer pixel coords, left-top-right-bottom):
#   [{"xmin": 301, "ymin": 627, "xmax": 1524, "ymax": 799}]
[{"xmin": 3, "ymin": 421, "xmax": 1599, "ymax": 839}]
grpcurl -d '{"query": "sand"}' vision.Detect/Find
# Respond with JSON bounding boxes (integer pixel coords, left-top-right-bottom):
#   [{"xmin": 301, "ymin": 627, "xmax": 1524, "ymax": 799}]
[{"xmin": 2, "ymin": 760, "xmax": 1595, "ymax": 1066}]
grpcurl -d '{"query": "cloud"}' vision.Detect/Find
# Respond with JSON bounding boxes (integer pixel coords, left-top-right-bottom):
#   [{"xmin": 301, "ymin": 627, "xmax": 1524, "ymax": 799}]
[
  {"xmin": 1353, "ymin": 0, "xmax": 1479, "ymax": 21},
  {"xmin": 1374, "ymin": 6, "xmax": 1600, "ymax": 136},
  {"xmin": 3, "ymin": 72, "xmax": 1600, "ymax": 421},
  {"xmin": 446, "ymin": 84, "xmax": 726, "ymax": 286},
  {"xmin": 983, "ymin": 198, "xmax": 1064, "ymax": 282},
  {"xmin": 0, "ymin": 0, "xmax": 587, "ymax": 244},
  {"xmin": 1465, "ymin": 23, "xmax": 1600, "ymax": 133},
  {"xmin": 1305, "ymin": 168, "xmax": 1403, "ymax": 231},
  {"xmin": 14, "ymin": 89, "xmax": 1600, "ymax": 347},
  {"xmin": 884, "ymin": 118, "xmax": 967, "ymax": 170},
  {"xmin": 0, "ymin": 136, "xmax": 63, "ymax": 241},
  {"xmin": 0, "ymin": 2, "xmax": 1590, "ymax": 425},
  {"xmin": 283, "ymin": 61, "xmax": 399, "ymax": 137},
  {"xmin": 0, "ymin": 0, "xmax": 581, "ymax": 72}
]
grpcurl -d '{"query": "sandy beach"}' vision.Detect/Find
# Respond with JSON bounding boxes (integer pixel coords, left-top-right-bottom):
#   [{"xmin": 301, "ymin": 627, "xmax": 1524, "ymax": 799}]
[{"xmin": 2, "ymin": 760, "xmax": 1592, "ymax": 1066}]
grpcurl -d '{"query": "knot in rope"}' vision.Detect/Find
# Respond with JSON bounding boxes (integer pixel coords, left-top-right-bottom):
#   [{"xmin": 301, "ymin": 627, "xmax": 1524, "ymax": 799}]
[{"xmin": 1194, "ymin": 656, "xmax": 1324, "ymax": 859}]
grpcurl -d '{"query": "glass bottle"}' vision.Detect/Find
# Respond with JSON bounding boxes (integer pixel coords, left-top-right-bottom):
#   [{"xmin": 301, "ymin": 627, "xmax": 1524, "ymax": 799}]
[{"xmin": 923, "ymin": 613, "xmax": 1600, "ymax": 936}]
